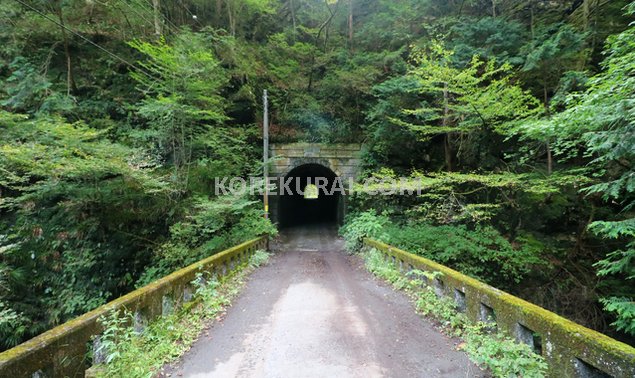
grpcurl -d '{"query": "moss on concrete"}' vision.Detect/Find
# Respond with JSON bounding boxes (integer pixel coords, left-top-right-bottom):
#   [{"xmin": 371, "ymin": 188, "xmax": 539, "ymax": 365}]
[
  {"xmin": 0, "ymin": 237, "xmax": 267, "ymax": 378},
  {"xmin": 365, "ymin": 238, "xmax": 635, "ymax": 378}
]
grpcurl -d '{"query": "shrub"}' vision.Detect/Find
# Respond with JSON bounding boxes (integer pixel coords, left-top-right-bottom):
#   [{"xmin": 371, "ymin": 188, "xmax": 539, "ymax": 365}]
[
  {"xmin": 342, "ymin": 212, "xmax": 544, "ymax": 289},
  {"xmin": 339, "ymin": 210, "xmax": 390, "ymax": 252},
  {"xmin": 383, "ymin": 222, "xmax": 543, "ymax": 289}
]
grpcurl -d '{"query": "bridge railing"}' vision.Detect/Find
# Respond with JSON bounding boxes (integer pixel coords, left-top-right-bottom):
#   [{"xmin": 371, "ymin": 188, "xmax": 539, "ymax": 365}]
[
  {"xmin": 0, "ymin": 237, "xmax": 268, "ymax": 378},
  {"xmin": 364, "ymin": 238, "xmax": 635, "ymax": 378}
]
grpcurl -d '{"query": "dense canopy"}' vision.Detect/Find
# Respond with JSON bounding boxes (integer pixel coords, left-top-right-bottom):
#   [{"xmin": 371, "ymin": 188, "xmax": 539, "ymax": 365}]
[{"xmin": 0, "ymin": 0, "xmax": 633, "ymax": 351}]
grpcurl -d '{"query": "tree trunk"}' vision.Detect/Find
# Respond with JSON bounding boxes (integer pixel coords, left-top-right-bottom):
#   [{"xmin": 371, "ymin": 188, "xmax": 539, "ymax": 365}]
[
  {"xmin": 491, "ymin": 0, "xmax": 496, "ymax": 17},
  {"xmin": 443, "ymin": 83, "xmax": 453, "ymax": 171},
  {"xmin": 55, "ymin": 2, "xmax": 76, "ymax": 95},
  {"xmin": 216, "ymin": 0, "xmax": 223, "ymax": 27},
  {"xmin": 227, "ymin": 0, "xmax": 235, "ymax": 36},
  {"xmin": 530, "ymin": 0, "xmax": 535, "ymax": 39},
  {"xmin": 152, "ymin": 0, "xmax": 162, "ymax": 37},
  {"xmin": 543, "ymin": 81, "xmax": 552, "ymax": 175},
  {"xmin": 290, "ymin": 0, "xmax": 297, "ymax": 40},
  {"xmin": 322, "ymin": 0, "xmax": 338, "ymax": 52},
  {"xmin": 546, "ymin": 140, "xmax": 553, "ymax": 175},
  {"xmin": 444, "ymin": 134, "xmax": 454, "ymax": 172},
  {"xmin": 348, "ymin": 0, "xmax": 353, "ymax": 50},
  {"xmin": 308, "ymin": 1, "xmax": 338, "ymax": 91},
  {"xmin": 582, "ymin": 0, "xmax": 591, "ymax": 31}
]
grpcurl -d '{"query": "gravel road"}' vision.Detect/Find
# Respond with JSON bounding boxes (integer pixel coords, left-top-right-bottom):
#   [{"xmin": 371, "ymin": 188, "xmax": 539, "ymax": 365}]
[{"xmin": 166, "ymin": 225, "xmax": 485, "ymax": 378}]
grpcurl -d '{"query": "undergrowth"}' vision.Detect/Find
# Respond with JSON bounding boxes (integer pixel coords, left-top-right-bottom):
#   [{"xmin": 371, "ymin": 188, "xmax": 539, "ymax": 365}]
[
  {"xmin": 363, "ymin": 247, "xmax": 548, "ymax": 378},
  {"xmin": 341, "ymin": 210, "xmax": 544, "ymax": 290},
  {"xmin": 94, "ymin": 249, "xmax": 272, "ymax": 378}
]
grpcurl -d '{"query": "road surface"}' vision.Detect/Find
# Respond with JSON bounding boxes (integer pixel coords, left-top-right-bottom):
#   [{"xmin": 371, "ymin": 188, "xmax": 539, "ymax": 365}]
[{"xmin": 166, "ymin": 225, "xmax": 485, "ymax": 377}]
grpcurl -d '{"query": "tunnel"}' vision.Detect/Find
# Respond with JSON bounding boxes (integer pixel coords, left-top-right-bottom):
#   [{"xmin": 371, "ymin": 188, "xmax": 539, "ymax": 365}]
[{"xmin": 278, "ymin": 164, "xmax": 342, "ymax": 228}]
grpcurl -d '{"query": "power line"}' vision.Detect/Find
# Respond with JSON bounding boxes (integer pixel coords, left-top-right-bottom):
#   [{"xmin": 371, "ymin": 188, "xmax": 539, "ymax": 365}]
[
  {"xmin": 105, "ymin": 0, "xmax": 162, "ymax": 35},
  {"xmin": 130, "ymin": 0, "xmax": 179, "ymax": 34},
  {"xmin": 179, "ymin": 2, "xmax": 203, "ymax": 27},
  {"xmin": 141, "ymin": 0, "xmax": 181, "ymax": 33},
  {"xmin": 98, "ymin": 0, "xmax": 180, "ymax": 37},
  {"xmin": 13, "ymin": 0, "xmax": 155, "ymax": 80}
]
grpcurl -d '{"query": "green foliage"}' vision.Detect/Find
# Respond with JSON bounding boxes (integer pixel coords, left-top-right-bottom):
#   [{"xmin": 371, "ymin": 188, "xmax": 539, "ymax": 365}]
[
  {"xmin": 0, "ymin": 57, "xmax": 74, "ymax": 115},
  {"xmin": 522, "ymin": 24, "xmax": 585, "ymax": 72},
  {"xmin": 462, "ymin": 324, "xmax": 548, "ymax": 378},
  {"xmin": 0, "ymin": 0, "xmax": 633, "ymax": 351},
  {"xmin": 339, "ymin": 210, "xmax": 389, "ymax": 252},
  {"xmin": 363, "ymin": 74, "xmax": 431, "ymax": 170},
  {"xmin": 598, "ymin": 297, "xmax": 635, "ymax": 336},
  {"xmin": 343, "ymin": 211, "xmax": 544, "ymax": 289},
  {"xmin": 129, "ymin": 31, "xmax": 229, "ymax": 188},
  {"xmin": 401, "ymin": 44, "xmax": 541, "ymax": 137},
  {"xmin": 0, "ymin": 301, "xmax": 28, "ymax": 350},
  {"xmin": 521, "ymin": 23, "xmax": 586, "ymax": 103},
  {"xmin": 390, "ymin": 223, "xmax": 542, "ymax": 289},
  {"xmin": 363, "ymin": 245, "xmax": 412, "ymax": 290},
  {"xmin": 350, "ymin": 170, "xmax": 589, "ymax": 232},
  {"xmin": 448, "ymin": 17, "xmax": 526, "ymax": 67},
  {"xmin": 249, "ymin": 249, "xmax": 273, "ymax": 269},
  {"xmin": 516, "ymin": 11, "xmax": 635, "ymax": 336},
  {"xmin": 138, "ymin": 195, "xmax": 276, "ymax": 285},
  {"xmin": 0, "ymin": 111, "xmax": 173, "ymax": 346}
]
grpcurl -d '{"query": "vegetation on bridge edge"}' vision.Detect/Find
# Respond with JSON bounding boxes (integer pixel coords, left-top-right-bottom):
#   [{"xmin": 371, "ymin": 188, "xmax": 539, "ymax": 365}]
[
  {"xmin": 91, "ymin": 249, "xmax": 272, "ymax": 378},
  {"xmin": 360, "ymin": 246, "xmax": 548, "ymax": 378}
]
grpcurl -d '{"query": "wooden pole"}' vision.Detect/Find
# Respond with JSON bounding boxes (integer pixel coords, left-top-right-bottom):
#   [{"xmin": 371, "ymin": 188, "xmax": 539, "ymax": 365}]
[{"xmin": 263, "ymin": 90, "xmax": 269, "ymax": 219}]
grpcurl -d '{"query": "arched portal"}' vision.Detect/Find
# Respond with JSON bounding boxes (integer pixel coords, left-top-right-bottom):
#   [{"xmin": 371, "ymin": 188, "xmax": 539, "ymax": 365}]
[{"xmin": 278, "ymin": 164, "xmax": 342, "ymax": 228}]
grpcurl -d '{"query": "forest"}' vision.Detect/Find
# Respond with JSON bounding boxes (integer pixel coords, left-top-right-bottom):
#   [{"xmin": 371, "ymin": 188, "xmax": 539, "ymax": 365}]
[{"xmin": 0, "ymin": 0, "xmax": 633, "ymax": 351}]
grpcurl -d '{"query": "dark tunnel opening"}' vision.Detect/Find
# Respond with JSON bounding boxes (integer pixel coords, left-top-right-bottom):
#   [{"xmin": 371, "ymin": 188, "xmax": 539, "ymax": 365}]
[{"xmin": 279, "ymin": 164, "xmax": 341, "ymax": 228}]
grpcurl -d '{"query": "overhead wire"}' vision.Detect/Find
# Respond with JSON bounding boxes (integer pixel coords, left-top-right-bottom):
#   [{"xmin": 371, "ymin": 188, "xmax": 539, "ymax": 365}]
[
  {"xmin": 140, "ymin": 0, "xmax": 181, "ymax": 33},
  {"xmin": 96, "ymin": 0, "xmax": 180, "ymax": 36},
  {"xmin": 179, "ymin": 2, "xmax": 203, "ymax": 27},
  {"xmin": 13, "ymin": 0, "xmax": 156, "ymax": 80},
  {"xmin": 108, "ymin": 0, "xmax": 165, "ymax": 35}
]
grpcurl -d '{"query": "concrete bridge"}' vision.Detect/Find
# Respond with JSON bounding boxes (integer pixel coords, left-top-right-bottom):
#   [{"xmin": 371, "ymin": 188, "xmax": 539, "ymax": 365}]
[
  {"xmin": 1, "ymin": 227, "xmax": 634, "ymax": 377},
  {"xmin": 267, "ymin": 143, "xmax": 363, "ymax": 227},
  {"xmin": 2, "ymin": 140, "xmax": 635, "ymax": 377}
]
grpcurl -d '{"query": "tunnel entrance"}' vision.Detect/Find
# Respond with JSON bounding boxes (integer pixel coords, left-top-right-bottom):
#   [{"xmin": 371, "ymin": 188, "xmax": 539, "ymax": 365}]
[{"xmin": 278, "ymin": 164, "xmax": 342, "ymax": 228}]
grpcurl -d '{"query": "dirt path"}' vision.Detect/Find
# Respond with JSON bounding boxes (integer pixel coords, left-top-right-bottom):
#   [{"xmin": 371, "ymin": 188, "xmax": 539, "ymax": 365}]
[{"xmin": 166, "ymin": 225, "xmax": 485, "ymax": 377}]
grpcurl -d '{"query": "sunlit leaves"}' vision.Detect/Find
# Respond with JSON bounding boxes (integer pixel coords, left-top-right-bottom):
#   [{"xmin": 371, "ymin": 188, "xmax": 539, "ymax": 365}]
[
  {"xmin": 400, "ymin": 46, "xmax": 541, "ymax": 138},
  {"xmin": 128, "ymin": 31, "xmax": 229, "ymax": 188}
]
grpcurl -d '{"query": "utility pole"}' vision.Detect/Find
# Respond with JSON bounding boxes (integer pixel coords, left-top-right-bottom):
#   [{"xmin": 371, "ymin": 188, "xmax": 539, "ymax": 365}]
[{"xmin": 263, "ymin": 90, "xmax": 269, "ymax": 219}]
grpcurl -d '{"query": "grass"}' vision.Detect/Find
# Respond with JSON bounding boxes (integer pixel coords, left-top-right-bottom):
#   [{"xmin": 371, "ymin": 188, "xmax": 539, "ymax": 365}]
[{"xmin": 93, "ymin": 249, "xmax": 272, "ymax": 378}]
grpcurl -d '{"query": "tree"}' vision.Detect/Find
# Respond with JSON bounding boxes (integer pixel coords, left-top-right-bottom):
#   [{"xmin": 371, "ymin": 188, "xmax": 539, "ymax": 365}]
[
  {"xmin": 348, "ymin": 0, "xmax": 354, "ymax": 50},
  {"xmin": 152, "ymin": 0, "xmax": 162, "ymax": 37},
  {"xmin": 448, "ymin": 17, "xmax": 527, "ymax": 67},
  {"xmin": 399, "ymin": 44, "xmax": 540, "ymax": 171},
  {"xmin": 128, "ymin": 31, "xmax": 229, "ymax": 190},
  {"xmin": 220, "ymin": 0, "xmax": 276, "ymax": 37},
  {"xmin": 522, "ymin": 8, "xmax": 635, "ymax": 335},
  {"xmin": 521, "ymin": 24, "xmax": 586, "ymax": 108},
  {"xmin": 567, "ymin": 22, "xmax": 634, "ymax": 335},
  {"xmin": 0, "ymin": 111, "xmax": 171, "ymax": 348}
]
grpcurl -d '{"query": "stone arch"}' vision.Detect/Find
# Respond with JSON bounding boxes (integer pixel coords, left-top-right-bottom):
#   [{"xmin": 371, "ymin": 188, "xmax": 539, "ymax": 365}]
[{"xmin": 268, "ymin": 143, "xmax": 362, "ymax": 226}]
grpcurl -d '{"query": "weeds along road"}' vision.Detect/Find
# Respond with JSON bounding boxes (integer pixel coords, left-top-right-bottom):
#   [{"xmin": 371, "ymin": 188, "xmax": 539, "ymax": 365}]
[{"xmin": 166, "ymin": 225, "xmax": 485, "ymax": 377}]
